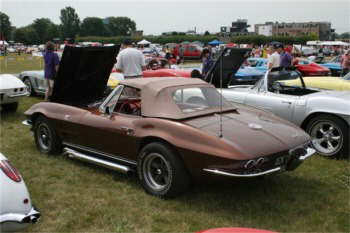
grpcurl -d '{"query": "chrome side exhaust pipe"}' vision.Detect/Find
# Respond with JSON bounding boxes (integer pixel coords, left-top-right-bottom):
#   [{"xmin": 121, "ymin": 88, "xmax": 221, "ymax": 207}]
[{"xmin": 63, "ymin": 148, "xmax": 132, "ymax": 174}]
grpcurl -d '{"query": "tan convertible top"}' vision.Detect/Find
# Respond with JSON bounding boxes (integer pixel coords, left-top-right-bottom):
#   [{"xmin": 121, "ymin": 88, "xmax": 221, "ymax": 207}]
[{"xmin": 120, "ymin": 77, "xmax": 233, "ymax": 119}]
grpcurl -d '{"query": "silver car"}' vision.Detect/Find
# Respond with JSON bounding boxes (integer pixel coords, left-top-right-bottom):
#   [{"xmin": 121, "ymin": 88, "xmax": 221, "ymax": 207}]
[
  {"xmin": 221, "ymin": 69, "xmax": 350, "ymax": 158},
  {"xmin": 18, "ymin": 70, "xmax": 46, "ymax": 96}
]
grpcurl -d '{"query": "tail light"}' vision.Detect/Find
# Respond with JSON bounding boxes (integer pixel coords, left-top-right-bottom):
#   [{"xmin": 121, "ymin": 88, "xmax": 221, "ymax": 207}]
[{"xmin": 0, "ymin": 160, "xmax": 22, "ymax": 182}]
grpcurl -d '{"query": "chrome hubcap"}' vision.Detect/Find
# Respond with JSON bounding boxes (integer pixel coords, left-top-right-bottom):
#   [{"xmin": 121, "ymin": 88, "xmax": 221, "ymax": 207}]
[
  {"xmin": 310, "ymin": 121, "xmax": 342, "ymax": 156},
  {"xmin": 24, "ymin": 79, "xmax": 32, "ymax": 94},
  {"xmin": 37, "ymin": 124, "xmax": 51, "ymax": 151},
  {"xmin": 143, "ymin": 153, "xmax": 171, "ymax": 191}
]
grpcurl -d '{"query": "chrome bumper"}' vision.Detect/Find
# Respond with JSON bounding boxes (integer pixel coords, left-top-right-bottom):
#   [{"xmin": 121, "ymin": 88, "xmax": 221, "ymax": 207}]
[
  {"xmin": 0, "ymin": 207, "xmax": 41, "ymax": 224},
  {"xmin": 8, "ymin": 92, "xmax": 30, "ymax": 98},
  {"xmin": 203, "ymin": 147, "xmax": 316, "ymax": 178}
]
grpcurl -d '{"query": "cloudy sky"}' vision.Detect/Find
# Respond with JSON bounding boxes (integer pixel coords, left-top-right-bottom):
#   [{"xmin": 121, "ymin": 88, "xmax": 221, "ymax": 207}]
[{"xmin": 1, "ymin": 0, "xmax": 349, "ymax": 34}]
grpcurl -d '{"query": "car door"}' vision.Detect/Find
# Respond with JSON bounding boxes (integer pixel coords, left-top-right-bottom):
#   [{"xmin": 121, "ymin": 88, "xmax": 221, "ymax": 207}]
[
  {"xmin": 243, "ymin": 81, "xmax": 296, "ymax": 122},
  {"xmin": 80, "ymin": 111, "xmax": 140, "ymax": 161},
  {"xmin": 76, "ymin": 85, "xmax": 140, "ymax": 161}
]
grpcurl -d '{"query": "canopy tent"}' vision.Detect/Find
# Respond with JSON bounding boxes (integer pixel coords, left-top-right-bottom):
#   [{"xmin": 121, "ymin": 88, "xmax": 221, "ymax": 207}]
[
  {"xmin": 208, "ymin": 39, "xmax": 223, "ymax": 46},
  {"xmin": 0, "ymin": 40, "xmax": 9, "ymax": 45},
  {"xmin": 306, "ymin": 41, "xmax": 321, "ymax": 46},
  {"xmin": 137, "ymin": 39, "xmax": 151, "ymax": 45},
  {"xmin": 320, "ymin": 41, "xmax": 349, "ymax": 46},
  {"xmin": 307, "ymin": 40, "xmax": 349, "ymax": 46}
]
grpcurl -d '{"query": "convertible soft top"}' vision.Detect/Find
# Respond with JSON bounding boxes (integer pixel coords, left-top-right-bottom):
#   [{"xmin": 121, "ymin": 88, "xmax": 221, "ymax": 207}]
[{"xmin": 121, "ymin": 77, "xmax": 235, "ymax": 120}]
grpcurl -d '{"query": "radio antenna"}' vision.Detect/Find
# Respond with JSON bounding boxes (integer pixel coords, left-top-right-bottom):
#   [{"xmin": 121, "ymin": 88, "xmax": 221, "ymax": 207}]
[{"xmin": 219, "ymin": 49, "xmax": 223, "ymax": 138}]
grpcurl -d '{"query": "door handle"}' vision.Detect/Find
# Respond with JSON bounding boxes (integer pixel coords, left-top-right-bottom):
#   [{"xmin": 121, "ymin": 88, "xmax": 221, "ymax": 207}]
[{"xmin": 281, "ymin": 101, "xmax": 292, "ymax": 104}]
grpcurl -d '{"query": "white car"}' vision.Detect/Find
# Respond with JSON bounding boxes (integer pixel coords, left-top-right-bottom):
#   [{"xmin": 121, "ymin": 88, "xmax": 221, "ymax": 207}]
[
  {"xmin": 0, "ymin": 74, "xmax": 29, "ymax": 112},
  {"xmin": 0, "ymin": 152, "xmax": 40, "ymax": 232}
]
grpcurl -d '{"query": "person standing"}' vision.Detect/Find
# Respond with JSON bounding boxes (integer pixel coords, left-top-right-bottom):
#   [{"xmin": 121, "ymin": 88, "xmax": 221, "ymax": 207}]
[
  {"xmin": 267, "ymin": 43, "xmax": 283, "ymax": 70},
  {"xmin": 201, "ymin": 48, "xmax": 214, "ymax": 77},
  {"xmin": 43, "ymin": 41, "xmax": 60, "ymax": 101},
  {"xmin": 341, "ymin": 51, "xmax": 350, "ymax": 76},
  {"xmin": 280, "ymin": 46, "xmax": 292, "ymax": 68},
  {"xmin": 179, "ymin": 44, "xmax": 185, "ymax": 64},
  {"xmin": 115, "ymin": 38, "xmax": 146, "ymax": 79}
]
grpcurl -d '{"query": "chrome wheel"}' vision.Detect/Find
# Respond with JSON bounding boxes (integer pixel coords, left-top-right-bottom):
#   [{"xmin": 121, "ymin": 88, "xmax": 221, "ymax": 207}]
[
  {"xmin": 36, "ymin": 123, "xmax": 52, "ymax": 152},
  {"xmin": 310, "ymin": 120, "xmax": 343, "ymax": 156},
  {"xmin": 142, "ymin": 153, "xmax": 171, "ymax": 191},
  {"xmin": 24, "ymin": 78, "xmax": 33, "ymax": 95}
]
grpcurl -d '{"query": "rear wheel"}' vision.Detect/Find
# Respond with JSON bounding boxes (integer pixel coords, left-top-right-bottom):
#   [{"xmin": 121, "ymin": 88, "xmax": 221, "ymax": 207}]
[
  {"xmin": 34, "ymin": 116, "xmax": 62, "ymax": 154},
  {"xmin": 306, "ymin": 115, "xmax": 349, "ymax": 158},
  {"xmin": 2, "ymin": 102, "xmax": 18, "ymax": 112},
  {"xmin": 137, "ymin": 142, "xmax": 191, "ymax": 198}
]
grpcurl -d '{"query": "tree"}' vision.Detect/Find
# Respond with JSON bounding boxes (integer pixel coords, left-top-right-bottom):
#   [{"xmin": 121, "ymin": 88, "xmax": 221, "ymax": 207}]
[
  {"xmin": 13, "ymin": 26, "xmax": 39, "ymax": 44},
  {"xmin": 340, "ymin": 32, "xmax": 350, "ymax": 39},
  {"xmin": 204, "ymin": 31, "xmax": 210, "ymax": 36},
  {"xmin": 59, "ymin": 6, "xmax": 80, "ymax": 39},
  {"xmin": 80, "ymin": 17, "xmax": 106, "ymax": 36},
  {"xmin": 105, "ymin": 17, "xmax": 136, "ymax": 36},
  {"xmin": 0, "ymin": 12, "xmax": 12, "ymax": 40},
  {"xmin": 32, "ymin": 18, "xmax": 56, "ymax": 43}
]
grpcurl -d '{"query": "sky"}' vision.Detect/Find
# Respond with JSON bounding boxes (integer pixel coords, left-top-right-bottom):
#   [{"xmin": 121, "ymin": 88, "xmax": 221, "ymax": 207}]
[{"xmin": 1, "ymin": 0, "xmax": 349, "ymax": 35}]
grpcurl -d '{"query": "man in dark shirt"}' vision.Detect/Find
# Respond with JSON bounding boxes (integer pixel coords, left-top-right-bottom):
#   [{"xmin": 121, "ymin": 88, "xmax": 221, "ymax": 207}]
[
  {"xmin": 280, "ymin": 46, "xmax": 292, "ymax": 68},
  {"xmin": 43, "ymin": 41, "xmax": 60, "ymax": 101}
]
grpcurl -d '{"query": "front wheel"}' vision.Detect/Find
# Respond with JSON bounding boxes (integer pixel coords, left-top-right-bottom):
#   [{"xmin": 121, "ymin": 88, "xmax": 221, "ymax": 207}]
[
  {"xmin": 306, "ymin": 115, "xmax": 349, "ymax": 158},
  {"xmin": 137, "ymin": 142, "xmax": 191, "ymax": 198},
  {"xmin": 23, "ymin": 78, "xmax": 35, "ymax": 96},
  {"xmin": 34, "ymin": 116, "xmax": 62, "ymax": 154}
]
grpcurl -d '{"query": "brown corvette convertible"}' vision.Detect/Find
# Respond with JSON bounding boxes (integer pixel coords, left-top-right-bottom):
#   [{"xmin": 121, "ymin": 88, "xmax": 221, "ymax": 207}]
[{"xmin": 23, "ymin": 46, "xmax": 315, "ymax": 198}]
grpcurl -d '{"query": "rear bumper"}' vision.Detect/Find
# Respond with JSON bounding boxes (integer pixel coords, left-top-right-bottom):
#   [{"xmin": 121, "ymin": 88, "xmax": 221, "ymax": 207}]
[
  {"xmin": 0, "ymin": 206, "xmax": 41, "ymax": 224},
  {"xmin": 203, "ymin": 147, "xmax": 316, "ymax": 178}
]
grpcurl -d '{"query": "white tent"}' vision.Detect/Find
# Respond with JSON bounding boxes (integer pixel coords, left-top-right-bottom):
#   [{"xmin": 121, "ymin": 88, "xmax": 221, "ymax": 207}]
[
  {"xmin": 137, "ymin": 39, "xmax": 151, "ymax": 45},
  {"xmin": 306, "ymin": 41, "xmax": 321, "ymax": 46},
  {"xmin": 0, "ymin": 40, "xmax": 9, "ymax": 45},
  {"xmin": 320, "ymin": 41, "xmax": 349, "ymax": 46}
]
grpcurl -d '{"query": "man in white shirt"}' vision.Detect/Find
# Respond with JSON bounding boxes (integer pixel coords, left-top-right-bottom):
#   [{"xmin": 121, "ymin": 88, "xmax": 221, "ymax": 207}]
[
  {"xmin": 267, "ymin": 43, "xmax": 283, "ymax": 70},
  {"xmin": 116, "ymin": 38, "xmax": 146, "ymax": 78}
]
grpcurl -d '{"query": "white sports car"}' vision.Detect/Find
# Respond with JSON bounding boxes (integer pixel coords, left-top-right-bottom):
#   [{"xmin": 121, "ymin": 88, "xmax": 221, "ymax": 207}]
[
  {"xmin": 0, "ymin": 74, "xmax": 29, "ymax": 112},
  {"xmin": 0, "ymin": 152, "xmax": 40, "ymax": 232}
]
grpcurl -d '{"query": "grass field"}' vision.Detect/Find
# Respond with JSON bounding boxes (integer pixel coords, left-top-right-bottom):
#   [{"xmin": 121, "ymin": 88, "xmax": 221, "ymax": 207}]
[{"xmin": 0, "ymin": 54, "xmax": 349, "ymax": 232}]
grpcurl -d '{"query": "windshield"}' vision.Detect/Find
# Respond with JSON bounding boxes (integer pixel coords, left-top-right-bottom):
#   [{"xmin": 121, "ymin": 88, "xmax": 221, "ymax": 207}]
[
  {"xmin": 172, "ymin": 87, "xmax": 233, "ymax": 113},
  {"xmin": 343, "ymin": 72, "xmax": 350, "ymax": 81}
]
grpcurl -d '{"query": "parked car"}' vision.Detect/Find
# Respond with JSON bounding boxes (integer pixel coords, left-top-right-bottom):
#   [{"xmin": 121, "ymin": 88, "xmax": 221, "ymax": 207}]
[
  {"xmin": 18, "ymin": 70, "xmax": 120, "ymax": 96},
  {"xmin": 247, "ymin": 57, "xmax": 330, "ymax": 77},
  {"xmin": 0, "ymin": 152, "xmax": 40, "ymax": 232},
  {"xmin": 318, "ymin": 56, "xmax": 342, "ymax": 76},
  {"xmin": 293, "ymin": 58, "xmax": 330, "ymax": 76},
  {"xmin": 0, "ymin": 74, "xmax": 29, "ymax": 112},
  {"xmin": 230, "ymin": 66, "xmax": 265, "ymax": 85},
  {"xmin": 23, "ymin": 46, "xmax": 314, "ymax": 198},
  {"xmin": 281, "ymin": 75, "xmax": 350, "ymax": 91},
  {"xmin": 173, "ymin": 44, "xmax": 203, "ymax": 59},
  {"xmin": 220, "ymin": 68, "xmax": 350, "ymax": 158}
]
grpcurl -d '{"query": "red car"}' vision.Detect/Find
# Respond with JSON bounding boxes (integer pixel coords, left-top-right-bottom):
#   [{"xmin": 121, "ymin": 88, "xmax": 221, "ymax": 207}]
[
  {"xmin": 173, "ymin": 44, "xmax": 203, "ymax": 59},
  {"xmin": 294, "ymin": 59, "xmax": 330, "ymax": 76},
  {"xmin": 143, "ymin": 69, "xmax": 191, "ymax": 78}
]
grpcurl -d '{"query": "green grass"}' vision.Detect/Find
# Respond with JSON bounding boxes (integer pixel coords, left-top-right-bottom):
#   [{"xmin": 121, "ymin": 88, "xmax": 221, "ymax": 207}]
[{"xmin": 0, "ymin": 55, "xmax": 349, "ymax": 232}]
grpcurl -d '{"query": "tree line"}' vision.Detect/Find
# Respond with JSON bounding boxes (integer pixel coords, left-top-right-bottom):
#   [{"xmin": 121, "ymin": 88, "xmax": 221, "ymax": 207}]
[{"xmin": 0, "ymin": 7, "xmax": 136, "ymax": 45}]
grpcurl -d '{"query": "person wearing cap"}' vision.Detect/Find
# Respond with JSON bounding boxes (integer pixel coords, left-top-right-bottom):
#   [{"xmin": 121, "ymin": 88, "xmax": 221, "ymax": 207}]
[
  {"xmin": 267, "ymin": 43, "xmax": 283, "ymax": 70},
  {"xmin": 115, "ymin": 38, "xmax": 146, "ymax": 79},
  {"xmin": 341, "ymin": 51, "xmax": 350, "ymax": 77}
]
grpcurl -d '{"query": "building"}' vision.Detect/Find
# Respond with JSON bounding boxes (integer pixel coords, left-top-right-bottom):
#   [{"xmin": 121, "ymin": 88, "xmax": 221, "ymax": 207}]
[
  {"xmin": 255, "ymin": 21, "xmax": 335, "ymax": 40},
  {"xmin": 220, "ymin": 19, "xmax": 254, "ymax": 36},
  {"xmin": 131, "ymin": 30, "xmax": 143, "ymax": 37}
]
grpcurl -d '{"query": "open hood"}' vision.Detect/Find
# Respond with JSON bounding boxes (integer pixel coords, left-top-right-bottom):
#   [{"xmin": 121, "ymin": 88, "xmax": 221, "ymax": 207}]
[
  {"xmin": 51, "ymin": 45, "xmax": 120, "ymax": 106},
  {"xmin": 204, "ymin": 48, "xmax": 251, "ymax": 88}
]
